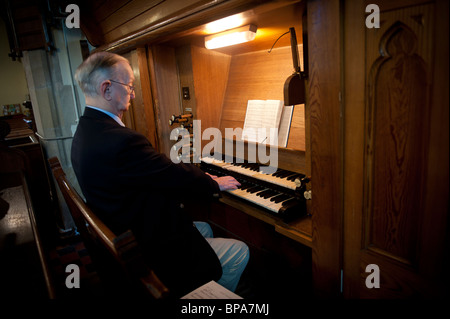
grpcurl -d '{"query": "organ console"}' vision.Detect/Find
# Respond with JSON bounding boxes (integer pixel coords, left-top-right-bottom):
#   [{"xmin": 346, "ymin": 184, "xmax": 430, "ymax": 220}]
[{"xmin": 200, "ymin": 155, "xmax": 310, "ymax": 222}]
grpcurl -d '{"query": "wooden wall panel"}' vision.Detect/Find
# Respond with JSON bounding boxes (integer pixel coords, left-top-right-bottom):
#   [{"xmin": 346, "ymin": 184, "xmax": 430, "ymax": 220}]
[
  {"xmin": 137, "ymin": 47, "xmax": 160, "ymax": 150},
  {"xmin": 308, "ymin": 0, "xmax": 343, "ymax": 298},
  {"xmin": 419, "ymin": 0, "xmax": 449, "ymax": 285},
  {"xmin": 191, "ymin": 45, "xmax": 231, "ymax": 140},
  {"xmin": 342, "ymin": 0, "xmax": 366, "ymax": 299},
  {"xmin": 360, "ymin": 2, "xmax": 448, "ymax": 298},
  {"xmin": 81, "ymin": 0, "xmax": 228, "ymax": 47},
  {"xmin": 220, "ymin": 46, "xmax": 306, "ymax": 151},
  {"xmin": 175, "ymin": 45, "xmax": 196, "ymax": 117},
  {"xmin": 102, "ymin": 0, "xmax": 209, "ymax": 43},
  {"xmin": 121, "ymin": 51, "xmax": 138, "ymax": 129},
  {"xmin": 365, "ymin": 11, "xmax": 432, "ymax": 263},
  {"xmin": 100, "ymin": 0, "xmax": 164, "ymax": 35},
  {"xmin": 4, "ymin": 0, "xmax": 49, "ymax": 54},
  {"xmin": 344, "ymin": 0, "xmax": 449, "ymax": 298},
  {"xmin": 121, "ymin": 49, "xmax": 159, "ymax": 150},
  {"xmin": 175, "ymin": 45, "xmax": 231, "ymax": 152},
  {"xmin": 147, "ymin": 45, "xmax": 182, "ymax": 157}
]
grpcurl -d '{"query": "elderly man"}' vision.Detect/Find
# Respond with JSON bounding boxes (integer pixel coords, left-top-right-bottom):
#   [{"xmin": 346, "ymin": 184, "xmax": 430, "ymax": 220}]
[{"xmin": 71, "ymin": 52, "xmax": 249, "ymax": 297}]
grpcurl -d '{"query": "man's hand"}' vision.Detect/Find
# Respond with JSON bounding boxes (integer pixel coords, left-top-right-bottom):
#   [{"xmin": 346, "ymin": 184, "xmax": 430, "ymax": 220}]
[{"xmin": 206, "ymin": 173, "xmax": 241, "ymax": 191}]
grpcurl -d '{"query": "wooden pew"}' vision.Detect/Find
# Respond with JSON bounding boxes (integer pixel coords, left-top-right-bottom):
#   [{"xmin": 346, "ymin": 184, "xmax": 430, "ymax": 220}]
[
  {"xmin": 1, "ymin": 131, "xmax": 56, "ymax": 298},
  {"xmin": 48, "ymin": 156, "xmax": 169, "ymax": 299}
]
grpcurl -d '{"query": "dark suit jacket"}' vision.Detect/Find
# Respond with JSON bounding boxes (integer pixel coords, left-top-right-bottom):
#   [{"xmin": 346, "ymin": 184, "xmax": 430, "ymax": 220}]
[{"xmin": 71, "ymin": 107, "xmax": 222, "ymax": 296}]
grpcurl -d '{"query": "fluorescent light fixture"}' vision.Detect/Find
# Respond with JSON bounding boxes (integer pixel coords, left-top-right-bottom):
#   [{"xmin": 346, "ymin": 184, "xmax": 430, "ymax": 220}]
[
  {"xmin": 204, "ymin": 14, "xmax": 245, "ymax": 34},
  {"xmin": 205, "ymin": 25, "xmax": 257, "ymax": 50}
]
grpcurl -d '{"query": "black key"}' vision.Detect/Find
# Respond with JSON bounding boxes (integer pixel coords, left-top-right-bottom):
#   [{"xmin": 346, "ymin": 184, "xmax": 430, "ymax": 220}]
[
  {"xmin": 281, "ymin": 198, "xmax": 298, "ymax": 206},
  {"xmin": 272, "ymin": 169, "xmax": 285, "ymax": 177},
  {"xmin": 263, "ymin": 190, "xmax": 279, "ymax": 199},
  {"xmin": 240, "ymin": 182, "xmax": 253, "ymax": 190},
  {"xmin": 286, "ymin": 173, "xmax": 303, "ymax": 181},
  {"xmin": 270, "ymin": 194, "xmax": 288, "ymax": 202},
  {"xmin": 276, "ymin": 194, "xmax": 291, "ymax": 203},
  {"xmin": 278, "ymin": 170, "xmax": 295, "ymax": 178},
  {"xmin": 246, "ymin": 186, "xmax": 263, "ymax": 193},
  {"xmin": 256, "ymin": 189, "xmax": 271, "ymax": 197},
  {"xmin": 279, "ymin": 198, "xmax": 302, "ymax": 214}
]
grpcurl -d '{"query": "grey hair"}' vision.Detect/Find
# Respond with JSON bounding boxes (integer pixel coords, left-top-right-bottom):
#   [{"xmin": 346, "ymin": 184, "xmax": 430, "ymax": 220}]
[{"xmin": 74, "ymin": 52, "xmax": 130, "ymax": 97}]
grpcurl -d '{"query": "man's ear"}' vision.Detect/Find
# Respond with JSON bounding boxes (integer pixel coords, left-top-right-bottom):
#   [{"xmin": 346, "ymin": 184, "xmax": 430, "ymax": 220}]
[{"xmin": 100, "ymin": 80, "xmax": 112, "ymax": 100}]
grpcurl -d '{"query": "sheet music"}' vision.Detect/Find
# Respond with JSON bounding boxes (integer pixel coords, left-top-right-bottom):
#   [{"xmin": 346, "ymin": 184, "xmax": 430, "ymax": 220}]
[
  {"xmin": 181, "ymin": 281, "xmax": 243, "ymax": 299},
  {"xmin": 242, "ymin": 100, "xmax": 284, "ymax": 145},
  {"xmin": 278, "ymin": 105, "xmax": 294, "ymax": 147}
]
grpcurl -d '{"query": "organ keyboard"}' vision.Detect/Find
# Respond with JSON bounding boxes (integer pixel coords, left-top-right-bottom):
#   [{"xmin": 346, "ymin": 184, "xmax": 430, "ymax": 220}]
[{"xmin": 200, "ymin": 156, "xmax": 310, "ymax": 221}]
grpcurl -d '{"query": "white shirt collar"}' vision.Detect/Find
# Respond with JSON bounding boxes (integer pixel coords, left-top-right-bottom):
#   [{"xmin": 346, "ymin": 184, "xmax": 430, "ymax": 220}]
[{"xmin": 85, "ymin": 105, "xmax": 125, "ymax": 127}]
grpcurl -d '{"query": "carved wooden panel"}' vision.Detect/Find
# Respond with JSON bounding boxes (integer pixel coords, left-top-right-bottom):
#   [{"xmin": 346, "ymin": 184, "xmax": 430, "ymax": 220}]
[
  {"xmin": 344, "ymin": 0, "xmax": 448, "ymax": 298},
  {"xmin": 364, "ymin": 3, "xmax": 433, "ymax": 268}
]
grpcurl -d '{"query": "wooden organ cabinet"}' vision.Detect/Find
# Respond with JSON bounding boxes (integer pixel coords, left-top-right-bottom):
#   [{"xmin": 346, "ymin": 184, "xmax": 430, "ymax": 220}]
[{"xmin": 79, "ymin": 0, "xmax": 448, "ymax": 298}]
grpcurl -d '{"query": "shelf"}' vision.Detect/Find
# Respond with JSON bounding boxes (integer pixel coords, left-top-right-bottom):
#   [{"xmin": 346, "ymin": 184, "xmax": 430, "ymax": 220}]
[
  {"xmin": 275, "ymin": 217, "xmax": 312, "ymax": 248},
  {"xmin": 219, "ymin": 193, "xmax": 312, "ymax": 248}
]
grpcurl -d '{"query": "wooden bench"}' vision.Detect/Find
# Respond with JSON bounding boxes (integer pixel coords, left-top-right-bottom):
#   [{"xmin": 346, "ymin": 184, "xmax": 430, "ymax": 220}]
[
  {"xmin": 1, "ymin": 135, "xmax": 55, "ymax": 298},
  {"xmin": 48, "ymin": 156, "xmax": 169, "ymax": 299}
]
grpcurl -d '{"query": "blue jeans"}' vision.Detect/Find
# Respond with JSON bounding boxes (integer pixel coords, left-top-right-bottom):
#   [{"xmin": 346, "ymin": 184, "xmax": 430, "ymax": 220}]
[{"xmin": 194, "ymin": 221, "xmax": 249, "ymax": 292}]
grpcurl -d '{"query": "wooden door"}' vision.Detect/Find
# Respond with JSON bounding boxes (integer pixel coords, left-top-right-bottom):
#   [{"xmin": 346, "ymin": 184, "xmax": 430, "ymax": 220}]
[{"xmin": 343, "ymin": 0, "xmax": 449, "ymax": 298}]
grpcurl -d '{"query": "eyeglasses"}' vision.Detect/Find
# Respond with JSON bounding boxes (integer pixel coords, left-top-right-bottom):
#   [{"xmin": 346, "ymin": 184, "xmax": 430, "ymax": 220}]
[{"xmin": 109, "ymin": 79, "xmax": 135, "ymax": 94}]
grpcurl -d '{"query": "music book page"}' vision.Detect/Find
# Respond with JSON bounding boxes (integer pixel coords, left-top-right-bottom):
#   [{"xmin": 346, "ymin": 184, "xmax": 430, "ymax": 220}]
[
  {"xmin": 241, "ymin": 100, "xmax": 284, "ymax": 145},
  {"xmin": 278, "ymin": 105, "xmax": 294, "ymax": 147},
  {"xmin": 181, "ymin": 281, "xmax": 243, "ymax": 299}
]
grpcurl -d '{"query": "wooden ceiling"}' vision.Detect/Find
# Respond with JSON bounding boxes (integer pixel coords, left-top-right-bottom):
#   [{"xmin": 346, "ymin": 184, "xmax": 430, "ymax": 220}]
[
  {"xmin": 78, "ymin": 0, "xmax": 304, "ymax": 55},
  {"xmin": 160, "ymin": 1, "xmax": 305, "ymax": 56}
]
